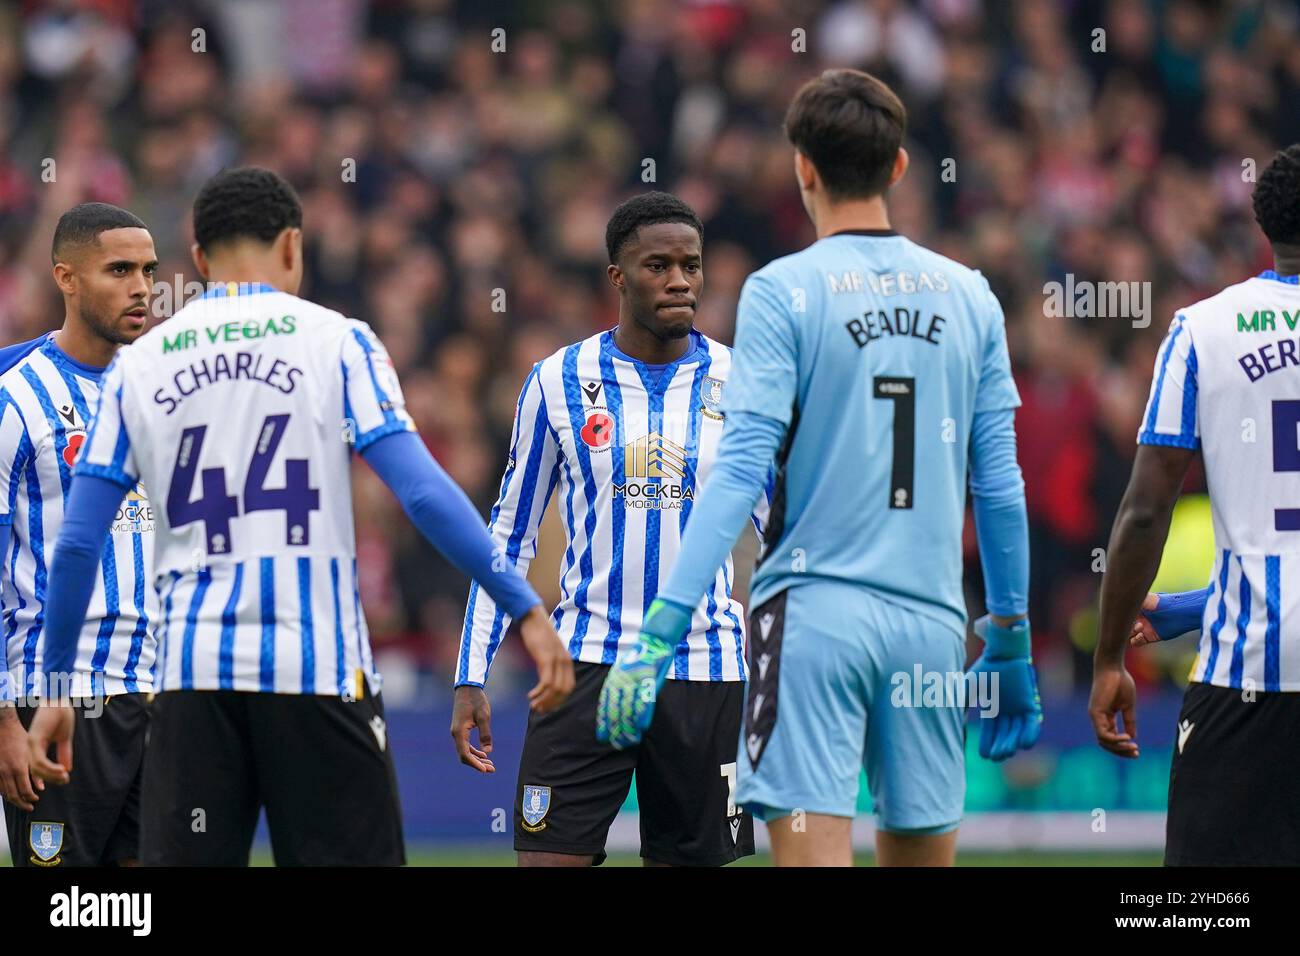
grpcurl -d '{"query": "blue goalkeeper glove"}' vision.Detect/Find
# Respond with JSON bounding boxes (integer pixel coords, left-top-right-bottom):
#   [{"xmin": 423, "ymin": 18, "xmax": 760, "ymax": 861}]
[
  {"xmin": 595, "ymin": 599, "xmax": 692, "ymax": 750},
  {"xmin": 969, "ymin": 615, "xmax": 1042, "ymax": 762}
]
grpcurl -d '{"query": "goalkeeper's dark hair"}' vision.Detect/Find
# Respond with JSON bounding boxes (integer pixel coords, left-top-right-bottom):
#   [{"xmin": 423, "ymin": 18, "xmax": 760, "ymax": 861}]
[
  {"xmin": 192, "ymin": 166, "xmax": 303, "ymax": 252},
  {"xmin": 51, "ymin": 202, "xmax": 148, "ymax": 265},
  {"xmin": 605, "ymin": 192, "xmax": 703, "ymax": 264},
  {"xmin": 1253, "ymin": 145, "xmax": 1300, "ymax": 246},
  {"xmin": 784, "ymin": 68, "xmax": 906, "ymax": 200}
]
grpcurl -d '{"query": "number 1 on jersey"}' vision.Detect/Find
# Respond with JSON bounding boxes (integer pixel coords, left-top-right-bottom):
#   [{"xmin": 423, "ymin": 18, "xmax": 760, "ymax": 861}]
[{"xmin": 874, "ymin": 376, "xmax": 915, "ymax": 509}]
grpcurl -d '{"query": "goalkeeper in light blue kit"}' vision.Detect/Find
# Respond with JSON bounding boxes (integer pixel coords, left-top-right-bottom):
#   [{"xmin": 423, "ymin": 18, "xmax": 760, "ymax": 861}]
[{"xmin": 597, "ymin": 69, "xmax": 1041, "ymax": 866}]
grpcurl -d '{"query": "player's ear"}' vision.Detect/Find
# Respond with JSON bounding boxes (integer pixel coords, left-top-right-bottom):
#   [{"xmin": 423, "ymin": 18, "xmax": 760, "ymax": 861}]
[
  {"xmin": 51, "ymin": 260, "xmax": 77, "ymax": 297},
  {"xmin": 607, "ymin": 262, "xmax": 624, "ymax": 291},
  {"xmin": 794, "ymin": 151, "xmax": 817, "ymax": 193},
  {"xmin": 282, "ymin": 227, "xmax": 303, "ymax": 272},
  {"xmin": 191, "ymin": 243, "xmax": 211, "ymax": 281},
  {"xmin": 888, "ymin": 147, "xmax": 909, "ymax": 189}
]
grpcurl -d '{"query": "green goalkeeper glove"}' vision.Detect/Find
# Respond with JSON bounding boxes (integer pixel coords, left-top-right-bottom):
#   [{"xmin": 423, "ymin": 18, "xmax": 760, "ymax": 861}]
[{"xmin": 595, "ymin": 599, "xmax": 692, "ymax": 750}]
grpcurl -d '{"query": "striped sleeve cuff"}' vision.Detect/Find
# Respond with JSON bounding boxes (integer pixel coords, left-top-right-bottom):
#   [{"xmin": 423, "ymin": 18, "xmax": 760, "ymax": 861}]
[{"xmin": 1137, "ymin": 430, "xmax": 1200, "ymax": 450}]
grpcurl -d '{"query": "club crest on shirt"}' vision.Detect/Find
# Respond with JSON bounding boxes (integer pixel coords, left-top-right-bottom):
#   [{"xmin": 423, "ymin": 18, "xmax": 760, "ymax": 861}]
[
  {"xmin": 700, "ymin": 376, "xmax": 725, "ymax": 420},
  {"xmin": 521, "ymin": 785, "xmax": 551, "ymax": 831},
  {"xmin": 29, "ymin": 822, "xmax": 63, "ymax": 865}
]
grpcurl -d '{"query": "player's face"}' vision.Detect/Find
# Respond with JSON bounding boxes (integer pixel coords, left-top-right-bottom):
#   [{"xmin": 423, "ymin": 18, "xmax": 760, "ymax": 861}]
[
  {"xmin": 616, "ymin": 222, "xmax": 701, "ymax": 341},
  {"xmin": 66, "ymin": 227, "xmax": 158, "ymax": 345}
]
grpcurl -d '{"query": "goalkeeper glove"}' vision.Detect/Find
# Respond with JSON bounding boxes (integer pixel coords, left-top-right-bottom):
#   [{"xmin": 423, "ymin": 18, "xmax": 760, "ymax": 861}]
[
  {"xmin": 969, "ymin": 614, "xmax": 1042, "ymax": 762},
  {"xmin": 595, "ymin": 599, "xmax": 691, "ymax": 750}
]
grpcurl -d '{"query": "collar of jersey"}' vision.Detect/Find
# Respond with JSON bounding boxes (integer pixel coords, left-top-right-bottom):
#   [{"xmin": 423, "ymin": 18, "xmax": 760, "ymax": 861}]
[
  {"xmin": 600, "ymin": 328, "xmax": 706, "ymax": 392},
  {"xmin": 200, "ymin": 281, "xmax": 279, "ymax": 299},
  {"xmin": 1258, "ymin": 269, "xmax": 1300, "ymax": 285},
  {"xmin": 41, "ymin": 334, "xmax": 106, "ymax": 381},
  {"xmin": 826, "ymin": 228, "xmax": 900, "ymax": 238}
]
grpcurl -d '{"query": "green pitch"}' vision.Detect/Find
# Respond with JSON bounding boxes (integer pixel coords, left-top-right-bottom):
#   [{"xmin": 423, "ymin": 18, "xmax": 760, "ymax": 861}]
[
  {"xmin": 0, "ymin": 845, "xmax": 1163, "ymax": 867},
  {"xmin": 260, "ymin": 846, "xmax": 1165, "ymax": 867}
]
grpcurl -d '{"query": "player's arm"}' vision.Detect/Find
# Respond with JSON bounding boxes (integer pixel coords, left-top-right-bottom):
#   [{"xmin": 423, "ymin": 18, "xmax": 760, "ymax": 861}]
[
  {"xmin": 342, "ymin": 323, "xmax": 572, "ymax": 715},
  {"xmin": 597, "ymin": 272, "xmax": 797, "ymax": 750},
  {"xmin": 0, "ymin": 393, "xmax": 43, "ymax": 809},
  {"xmin": 967, "ymin": 407, "xmax": 1041, "ymax": 761},
  {"xmin": 448, "ymin": 364, "xmax": 561, "ymax": 772},
  {"xmin": 1091, "ymin": 315, "xmax": 1199, "ymax": 758},
  {"xmin": 966, "ymin": 278, "xmax": 1040, "ymax": 761}
]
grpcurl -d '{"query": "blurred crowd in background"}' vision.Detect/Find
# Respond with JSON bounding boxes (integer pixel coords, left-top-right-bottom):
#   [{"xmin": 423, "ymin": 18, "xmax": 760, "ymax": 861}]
[{"xmin": 0, "ymin": 0, "xmax": 1297, "ymax": 703}]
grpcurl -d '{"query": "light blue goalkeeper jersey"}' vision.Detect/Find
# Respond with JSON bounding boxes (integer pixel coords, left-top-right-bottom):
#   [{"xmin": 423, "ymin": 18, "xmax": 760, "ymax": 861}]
[{"xmin": 724, "ymin": 228, "xmax": 1020, "ymax": 634}]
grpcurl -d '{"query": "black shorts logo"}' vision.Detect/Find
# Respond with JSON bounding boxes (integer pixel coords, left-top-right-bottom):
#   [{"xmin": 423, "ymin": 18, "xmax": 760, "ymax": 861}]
[{"xmin": 744, "ymin": 592, "xmax": 787, "ymax": 771}]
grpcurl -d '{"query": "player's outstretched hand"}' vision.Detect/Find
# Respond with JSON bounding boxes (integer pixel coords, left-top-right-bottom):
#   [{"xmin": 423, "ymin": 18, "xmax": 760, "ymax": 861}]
[
  {"xmin": 1088, "ymin": 664, "xmax": 1139, "ymax": 758},
  {"xmin": 516, "ymin": 605, "xmax": 574, "ymax": 714},
  {"xmin": 450, "ymin": 685, "xmax": 496, "ymax": 773},
  {"xmin": 0, "ymin": 707, "xmax": 41, "ymax": 811},
  {"xmin": 595, "ymin": 599, "xmax": 689, "ymax": 751},
  {"xmin": 26, "ymin": 702, "xmax": 74, "ymax": 785},
  {"xmin": 1129, "ymin": 593, "xmax": 1162, "ymax": 646},
  {"xmin": 1130, "ymin": 590, "xmax": 1206, "ymax": 647},
  {"xmin": 969, "ymin": 615, "xmax": 1043, "ymax": 762}
]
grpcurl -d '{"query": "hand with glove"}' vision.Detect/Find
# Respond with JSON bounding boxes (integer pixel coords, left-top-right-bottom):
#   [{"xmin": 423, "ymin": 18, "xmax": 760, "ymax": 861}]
[
  {"xmin": 595, "ymin": 599, "xmax": 691, "ymax": 750},
  {"xmin": 969, "ymin": 614, "xmax": 1042, "ymax": 762}
]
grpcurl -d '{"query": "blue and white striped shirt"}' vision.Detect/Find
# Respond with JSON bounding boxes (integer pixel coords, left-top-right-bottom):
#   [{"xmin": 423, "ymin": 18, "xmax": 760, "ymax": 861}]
[
  {"xmin": 0, "ymin": 334, "xmax": 157, "ymax": 698},
  {"xmin": 1142, "ymin": 271, "xmax": 1300, "ymax": 690},
  {"xmin": 73, "ymin": 283, "xmax": 415, "ymax": 696},
  {"xmin": 458, "ymin": 329, "xmax": 769, "ymax": 685}
]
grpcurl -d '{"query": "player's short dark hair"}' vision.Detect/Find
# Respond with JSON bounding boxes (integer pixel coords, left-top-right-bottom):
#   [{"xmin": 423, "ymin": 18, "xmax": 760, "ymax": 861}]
[
  {"xmin": 192, "ymin": 166, "xmax": 303, "ymax": 251},
  {"xmin": 605, "ymin": 191, "xmax": 703, "ymax": 264},
  {"xmin": 784, "ymin": 68, "xmax": 907, "ymax": 201},
  {"xmin": 1253, "ymin": 145, "xmax": 1300, "ymax": 246},
  {"xmin": 51, "ymin": 202, "xmax": 148, "ymax": 265}
]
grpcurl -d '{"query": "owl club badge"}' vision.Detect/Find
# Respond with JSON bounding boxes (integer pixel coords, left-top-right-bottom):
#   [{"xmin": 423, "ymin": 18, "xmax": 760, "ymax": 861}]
[
  {"xmin": 700, "ymin": 376, "xmax": 725, "ymax": 420},
  {"xmin": 29, "ymin": 821, "xmax": 64, "ymax": 865},
  {"xmin": 521, "ymin": 785, "xmax": 551, "ymax": 832}
]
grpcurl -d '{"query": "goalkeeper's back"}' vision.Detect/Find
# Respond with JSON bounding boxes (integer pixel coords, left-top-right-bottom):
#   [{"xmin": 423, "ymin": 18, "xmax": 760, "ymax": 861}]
[{"xmin": 727, "ymin": 231, "xmax": 1019, "ymax": 635}]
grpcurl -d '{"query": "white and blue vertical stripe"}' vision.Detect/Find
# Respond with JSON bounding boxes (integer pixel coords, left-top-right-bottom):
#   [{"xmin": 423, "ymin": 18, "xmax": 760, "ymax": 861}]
[
  {"xmin": 0, "ymin": 340, "xmax": 156, "ymax": 697},
  {"xmin": 1192, "ymin": 548, "xmax": 1295, "ymax": 691},
  {"xmin": 1138, "ymin": 314, "xmax": 1200, "ymax": 449},
  {"xmin": 458, "ymin": 330, "xmax": 768, "ymax": 685},
  {"xmin": 153, "ymin": 555, "xmax": 371, "ymax": 694}
]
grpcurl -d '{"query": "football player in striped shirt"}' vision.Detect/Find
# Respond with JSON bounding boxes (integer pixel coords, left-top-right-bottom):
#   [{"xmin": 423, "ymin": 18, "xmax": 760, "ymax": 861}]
[
  {"xmin": 0, "ymin": 202, "xmax": 159, "ymax": 866},
  {"xmin": 454, "ymin": 192, "xmax": 766, "ymax": 866},
  {"xmin": 597, "ymin": 71, "xmax": 1040, "ymax": 866},
  {"xmin": 25, "ymin": 167, "xmax": 572, "ymax": 866},
  {"xmin": 1093, "ymin": 145, "xmax": 1300, "ymax": 866}
]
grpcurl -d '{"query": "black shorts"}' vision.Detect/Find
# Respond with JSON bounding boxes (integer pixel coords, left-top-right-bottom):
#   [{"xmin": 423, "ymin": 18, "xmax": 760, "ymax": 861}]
[
  {"xmin": 1165, "ymin": 681, "xmax": 1300, "ymax": 866},
  {"xmin": 141, "ymin": 689, "xmax": 404, "ymax": 866},
  {"xmin": 3, "ymin": 694, "xmax": 148, "ymax": 867},
  {"xmin": 514, "ymin": 661, "xmax": 754, "ymax": 866}
]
